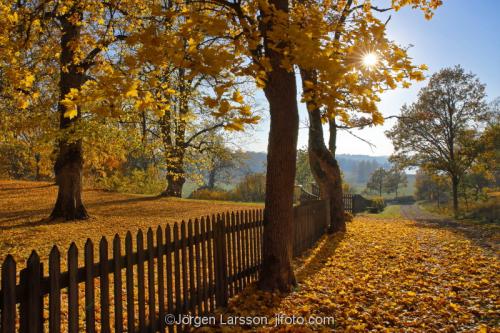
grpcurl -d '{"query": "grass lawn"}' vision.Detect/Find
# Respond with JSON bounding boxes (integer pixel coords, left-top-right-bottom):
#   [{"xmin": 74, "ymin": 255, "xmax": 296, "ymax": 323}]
[{"xmin": 0, "ymin": 179, "xmax": 262, "ymax": 265}]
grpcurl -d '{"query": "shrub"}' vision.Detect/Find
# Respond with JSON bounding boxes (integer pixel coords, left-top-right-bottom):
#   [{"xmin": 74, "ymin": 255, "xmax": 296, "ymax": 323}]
[
  {"xmin": 370, "ymin": 196, "xmax": 386, "ymax": 213},
  {"xmin": 232, "ymin": 173, "xmax": 266, "ymax": 202},
  {"xmin": 189, "ymin": 187, "xmax": 232, "ymax": 201},
  {"xmin": 466, "ymin": 198, "xmax": 500, "ymax": 223},
  {"xmin": 97, "ymin": 166, "xmax": 164, "ymax": 194}
]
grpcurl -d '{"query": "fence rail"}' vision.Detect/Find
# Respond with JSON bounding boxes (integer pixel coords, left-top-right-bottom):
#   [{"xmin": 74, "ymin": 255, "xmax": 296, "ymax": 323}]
[{"xmin": 0, "ymin": 202, "xmax": 328, "ymax": 333}]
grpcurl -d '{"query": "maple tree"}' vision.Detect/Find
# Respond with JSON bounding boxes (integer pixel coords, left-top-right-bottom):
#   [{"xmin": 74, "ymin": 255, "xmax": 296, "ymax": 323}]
[
  {"xmin": 295, "ymin": 0, "xmax": 437, "ymax": 232},
  {"xmin": 366, "ymin": 167, "xmax": 387, "ymax": 196},
  {"xmin": 387, "ymin": 66, "xmax": 489, "ymax": 217},
  {"xmin": 1, "ymin": 0, "xmax": 443, "ymax": 290},
  {"xmin": 0, "ymin": 0, "xmax": 151, "ymax": 219}
]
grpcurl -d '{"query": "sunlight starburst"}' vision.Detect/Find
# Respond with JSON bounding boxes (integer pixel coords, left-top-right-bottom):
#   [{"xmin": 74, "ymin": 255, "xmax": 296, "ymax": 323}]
[{"xmin": 362, "ymin": 52, "xmax": 378, "ymax": 68}]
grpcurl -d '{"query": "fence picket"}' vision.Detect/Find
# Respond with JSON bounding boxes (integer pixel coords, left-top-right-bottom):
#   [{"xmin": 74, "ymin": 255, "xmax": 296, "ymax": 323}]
[
  {"xmin": 48, "ymin": 246, "xmax": 61, "ymax": 333},
  {"xmin": 165, "ymin": 225, "xmax": 174, "ymax": 333},
  {"xmin": 68, "ymin": 244, "xmax": 79, "ymax": 333},
  {"xmin": 243, "ymin": 211, "xmax": 250, "ymax": 286},
  {"xmin": 206, "ymin": 216, "xmax": 214, "ymax": 312},
  {"xmin": 137, "ymin": 230, "xmax": 146, "ymax": 333},
  {"xmin": 187, "ymin": 220, "xmax": 196, "ymax": 313},
  {"xmin": 172, "ymin": 223, "xmax": 181, "ymax": 316},
  {"xmin": 229, "ymin": 212, "xmax": 237, "ymax": 296},
  {"xmin": 194, "ymin": 219, "xmax": 202, "ymax": 314},
  {"xmin": 99, "ymin": 237, "xmax": 110, "ymax": 333},
  {"xmin": 125, "ymin": 232, "xmax": 135, "ymax": 333},
  {"xmin": 1, "ymin": 255, "xmax": 16, "ymax": 333},
  {"xmin": 84, "ymin": 239, "xmax": 96, "ymax": 333},
  {"xmin": 147, "ymin": 228, "xmax": 156, "ymax": 333},
  {"xmin": 113, "ymin": 235, "xmax": 124, "ymax": 333},
  {"xmin": 180, "ymin": 222, "xmax": 188, "ymax": 314},
  {"xmin": 156, "ymin": 226, "xmax": 165, "ymax": 333},
  {"xmin": 200, "ymin": 217, "xmax": 209, "ymax": 313}
]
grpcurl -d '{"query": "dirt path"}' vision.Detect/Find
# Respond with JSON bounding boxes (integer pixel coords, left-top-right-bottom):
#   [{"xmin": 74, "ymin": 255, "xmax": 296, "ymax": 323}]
[{"xmin": 401, "ymin": 204, "xmax": 499, "ymax": 255}]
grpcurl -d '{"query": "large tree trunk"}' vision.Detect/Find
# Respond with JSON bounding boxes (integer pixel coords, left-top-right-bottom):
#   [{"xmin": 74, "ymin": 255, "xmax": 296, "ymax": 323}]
[
  {"xmin": 451, "ymin": 174, "xmax": 459, "ymax": 218},
  {"xmin": 301, "ymin": 70, "xmax": 346, "ymax": 233},
  {"xmin": 50, "ymin": 12, "xmax": 89, "ymax": 220},
  {"xmin": 163, "ymin": 173, "xmax": 185, "ymax": 197},
  {"xmin": 258, "ymin": 0, "xmax": 298, "ymax": 292},
  {"xmin": 160, "ymin": 68, "xmax": 189, "ymax": 198},
  {"xmin": 162, "ymin": 152, "xmax": 185, "ymax": 197}
]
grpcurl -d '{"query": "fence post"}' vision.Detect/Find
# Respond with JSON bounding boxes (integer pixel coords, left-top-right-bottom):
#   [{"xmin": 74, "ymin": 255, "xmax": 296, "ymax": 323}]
[
  {"xmin": 214, "ymin": 215, "xmax": 228, "ymax": 307},
  {"xmin": 352, "ymin": 195, "xmax": 358, "ymax": 215}
]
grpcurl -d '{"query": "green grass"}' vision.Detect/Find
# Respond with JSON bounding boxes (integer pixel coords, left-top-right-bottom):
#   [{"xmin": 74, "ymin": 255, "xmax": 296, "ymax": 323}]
[{"xmin": 363, "ymin": 204, "xmax": 402, "ymax": 218}]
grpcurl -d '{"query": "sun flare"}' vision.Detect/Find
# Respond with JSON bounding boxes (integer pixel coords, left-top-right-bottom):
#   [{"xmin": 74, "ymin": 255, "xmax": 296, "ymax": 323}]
[{"xmin": 362, "ymin": 52, "xmax": 378, "ymax": 68}]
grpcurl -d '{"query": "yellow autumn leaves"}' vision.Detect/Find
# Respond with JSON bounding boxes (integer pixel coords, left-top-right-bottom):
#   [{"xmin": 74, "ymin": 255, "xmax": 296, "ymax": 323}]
[{"xmin": 213, "ymin": 216, "xmax": 499, "ymax": 332}]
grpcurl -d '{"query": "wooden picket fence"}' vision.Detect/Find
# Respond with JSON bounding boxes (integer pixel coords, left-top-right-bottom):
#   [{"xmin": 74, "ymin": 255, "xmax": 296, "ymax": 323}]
[
  {"xmin": 0, "ymin": 202, "xmax": 329, "ymax": 333},
  {"xmin": 343, "ymin": 194, "xmax": 353, "ymax": 214}
]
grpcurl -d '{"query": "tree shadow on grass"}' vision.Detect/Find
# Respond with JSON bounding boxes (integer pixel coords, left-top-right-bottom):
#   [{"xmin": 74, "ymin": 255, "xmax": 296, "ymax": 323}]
[
  {"xmin": 294, "ymin": 231, "xmax": 345, "ymax": 283},
  {"xmin": 214, "ymin": 231, "xmax": 346, "ymax": 332},
  {"xmin": 0, "ymin": 183, "xmax": 55, "ymax": 191},
  {"xmin": 0, "ymin": 195, "xmax": 164, "ymax": 231}
]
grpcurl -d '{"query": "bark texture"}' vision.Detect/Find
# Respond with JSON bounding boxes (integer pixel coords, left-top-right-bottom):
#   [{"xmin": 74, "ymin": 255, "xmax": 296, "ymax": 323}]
[
  {"xmin": 160, "ymin": 68, "xmax": 189, "ymax": 198},
  {"xmin": 50, "ymin": 12, "xmax": 89, "ymax": 220},
  {"xmin": 258, "ymin": 0, "xmax": 298, "ymax": 291}
]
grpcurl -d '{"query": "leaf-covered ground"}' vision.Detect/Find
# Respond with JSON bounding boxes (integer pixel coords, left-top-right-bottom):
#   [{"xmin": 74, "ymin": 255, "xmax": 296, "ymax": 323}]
[
  {"xmin": 0, "ymin": 180, "xmax": 261, "ymax": 265},
  {"xmin": 217, "ymin": 216, "xmax": 499, "ymax": 332}
]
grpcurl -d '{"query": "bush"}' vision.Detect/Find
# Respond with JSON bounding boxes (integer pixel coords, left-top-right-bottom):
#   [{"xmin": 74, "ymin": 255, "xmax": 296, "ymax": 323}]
[
  {"xmin": 232, "ymin": 173, "xmax": 266, "ymax": 202},
  {"xmin": 190, "ymin": 173, "xmax": 266, "ymax": 203},
  {"xmin": 370, "ymin": 196, "xmax": 386, "ymax": 213},
  {"xmin": 189, "ymin": 187, "xmax": 232, "ymax": 201},
  {"xmin": 466, "ymin": 198, "xmax": 500, "ymax": 223},
  {"xmin": 97, "ymin": 166, "xmax": 164, "ymax": 194}
]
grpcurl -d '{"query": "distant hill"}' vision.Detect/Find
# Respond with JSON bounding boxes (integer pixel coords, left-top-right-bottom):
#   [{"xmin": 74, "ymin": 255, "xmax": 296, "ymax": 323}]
[
  {"xmin": 238, "ymin": 152, "xmax": 391, "ymax": 185},
  {"xmin": 185, "ymin": 151, "xmax": 414, "ymax": 197}
]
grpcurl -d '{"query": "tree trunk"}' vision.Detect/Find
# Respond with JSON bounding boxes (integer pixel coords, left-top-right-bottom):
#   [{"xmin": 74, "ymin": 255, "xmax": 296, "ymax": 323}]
[
  {"xmin": 34, "ymin": 153, "xmax": 40, "ymax": 181},
  {"xmin": 163, "ymin": 173, "xmax": 185, "ymax": 197},
  {"xmin": 258, "ymin": 0, "xmax": 298, "ymax": 291},
  {"xmin": 160, "ymin": 67, "xmax": 189, "ymax": 198},
  {"xmin": 328, "ymin": 118, "xmax": 337, "ymax": 156},
  {"xmin": 207, "ymin": 168, "xmax": 216, "ymax": 189},
  {"xmin": 451, "ymin": 175, "xmax": 459, "ymax": 218},
  {"xmin": 301, "ymin": 70, "xmax": 346, "ymax": 233},
  {"xmin": 50, "ymin": 12, "xmax": 89, "ymax": 220}
]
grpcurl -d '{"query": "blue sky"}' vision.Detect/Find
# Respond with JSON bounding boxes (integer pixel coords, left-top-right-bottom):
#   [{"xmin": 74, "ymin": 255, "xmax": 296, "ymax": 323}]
[{"xmin": 239, "ymin": 0, "xmax": 500, "ymax": 156}]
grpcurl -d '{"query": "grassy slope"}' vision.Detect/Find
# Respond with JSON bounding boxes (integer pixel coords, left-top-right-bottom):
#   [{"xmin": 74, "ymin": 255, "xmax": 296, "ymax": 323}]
[{"xmin": 0, "ymin": 179, "xmax": 262, "ymax": 265}]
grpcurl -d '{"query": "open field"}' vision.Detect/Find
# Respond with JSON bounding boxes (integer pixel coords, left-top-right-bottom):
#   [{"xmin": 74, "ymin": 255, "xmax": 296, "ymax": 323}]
[{"xmin": 0, "ymin": 180, "xmax": 262, "ymax": 265}]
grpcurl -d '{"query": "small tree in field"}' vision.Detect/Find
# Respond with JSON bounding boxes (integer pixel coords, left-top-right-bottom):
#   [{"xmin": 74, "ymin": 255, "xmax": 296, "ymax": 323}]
[
  {"xmin": 387, "ymin": 66, "xmax": 488, "ymax": 217},
  {"xmin": 366, "ymin": 168, "xmax": 387, "ymax": 196},
  {"xmin": 384, "ymin": 169, "xmax": 408, "ymax": 198}
]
